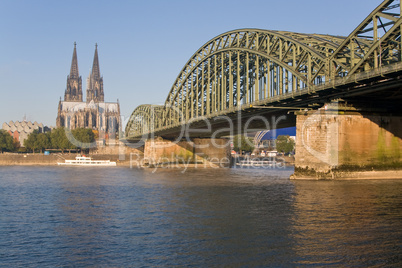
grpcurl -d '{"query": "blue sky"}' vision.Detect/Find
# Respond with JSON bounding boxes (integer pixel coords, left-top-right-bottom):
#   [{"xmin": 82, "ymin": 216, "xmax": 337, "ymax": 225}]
[{"xmin": 0, "ymin": 0, "xmax": 380, "ymax": 128}]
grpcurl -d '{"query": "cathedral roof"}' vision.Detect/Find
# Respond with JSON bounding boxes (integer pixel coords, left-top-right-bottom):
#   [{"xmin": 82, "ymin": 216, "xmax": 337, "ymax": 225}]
[{"xmin": 59, "ymin": 101, "xmax": 119, "ymax": 113}]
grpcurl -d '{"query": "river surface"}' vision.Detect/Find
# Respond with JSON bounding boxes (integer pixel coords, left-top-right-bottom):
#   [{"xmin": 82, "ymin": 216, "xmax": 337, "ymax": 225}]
[{"xmin": 0, "ymin": 166, "xmax": 401, "ymax": 267}]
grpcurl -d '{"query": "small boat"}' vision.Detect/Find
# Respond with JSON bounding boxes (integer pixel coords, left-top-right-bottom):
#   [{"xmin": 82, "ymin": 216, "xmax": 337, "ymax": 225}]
[
  {"xmin": 58, "ymin": 156, "xmax": 116, "ymax": 166},
  {"xmin": 235, "ymin": 158, "xmax": 280, "ymax": 168},
  {"xmin": 236, "ymin": 160, "xmax": 275, "ymax": 167}
]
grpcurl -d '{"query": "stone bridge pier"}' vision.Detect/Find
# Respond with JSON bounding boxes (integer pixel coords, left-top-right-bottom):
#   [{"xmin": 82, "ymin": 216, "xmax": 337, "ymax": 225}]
[
  {"xmin": 292, "ymin": 102, "xmax": 402, "ymax": 180},
  {"xmin": 143, "ymin": 138, "xmax": 231, "ymax": 169}
]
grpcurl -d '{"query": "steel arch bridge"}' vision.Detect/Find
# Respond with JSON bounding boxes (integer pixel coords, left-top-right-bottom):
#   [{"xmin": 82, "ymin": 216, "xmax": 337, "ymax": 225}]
[{"xmin": 125, "ymin": 0, "xmax": 402, "ymax": 142}]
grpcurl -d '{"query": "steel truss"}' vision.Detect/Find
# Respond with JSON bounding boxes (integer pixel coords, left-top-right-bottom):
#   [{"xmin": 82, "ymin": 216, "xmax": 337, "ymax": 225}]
[{"xmin": 126, "ymin": 0, "xmax": 402, "ymax": 140}]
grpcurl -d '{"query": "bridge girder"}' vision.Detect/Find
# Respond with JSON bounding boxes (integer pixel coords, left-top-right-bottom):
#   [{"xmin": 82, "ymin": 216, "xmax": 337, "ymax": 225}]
[
  {"xmin": 125, "ymin": 0, "xmax": 402, "ymax": 141},
  {"xmin": 330, "ymin": 0, "xmax": 402, "ymax": 76}
]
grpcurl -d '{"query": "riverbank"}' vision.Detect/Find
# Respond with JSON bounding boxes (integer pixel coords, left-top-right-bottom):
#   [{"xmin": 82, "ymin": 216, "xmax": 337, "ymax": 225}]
[
  {"xmin": 0, "ymin": 153, "xmax": 295, "ymax": 167},
  {"xmin": 0, "ymin": 154, "xmax": 60, "ymax": 166},
  {"xmin": 2, "ymin": 154, "xmax": 401, "ymax": 180},
  {"xmin": 291, "ymin": 167, "xmax": 402, "ymax": 180},
  {"xmin": 0, "ymin": 153, "xmax": 135, "ymax": 166}
]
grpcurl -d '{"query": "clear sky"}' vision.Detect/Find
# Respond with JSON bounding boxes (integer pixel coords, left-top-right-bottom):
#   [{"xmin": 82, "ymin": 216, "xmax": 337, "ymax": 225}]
[{"xmin": 0, "ymin": 0, "xmax": 380, "ymax": 128}]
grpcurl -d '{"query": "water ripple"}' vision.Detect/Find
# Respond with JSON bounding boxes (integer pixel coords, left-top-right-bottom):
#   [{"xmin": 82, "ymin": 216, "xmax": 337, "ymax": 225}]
[{"xmin": 0, "ymin": 166, "xmax": 401, "ymax": 267}]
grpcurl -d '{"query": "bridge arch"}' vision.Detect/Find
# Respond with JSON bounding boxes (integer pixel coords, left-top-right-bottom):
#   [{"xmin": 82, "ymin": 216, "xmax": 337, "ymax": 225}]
[
  {"xmin": 161, "ymin": 29, "xmax": 348, "ymax": 127},
  {"xmin": 125, "ymin": 0, "xmax": 402, "ymax": 140},
  {"xmin": 125, "ymin": 104, "xmax": 164, "ymax": 137}
]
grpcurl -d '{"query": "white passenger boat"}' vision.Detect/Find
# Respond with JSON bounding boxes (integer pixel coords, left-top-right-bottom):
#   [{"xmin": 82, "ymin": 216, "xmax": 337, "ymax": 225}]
[{"xmin": 58, "ymin": 156, "xmax": 117, "ymax": 166}]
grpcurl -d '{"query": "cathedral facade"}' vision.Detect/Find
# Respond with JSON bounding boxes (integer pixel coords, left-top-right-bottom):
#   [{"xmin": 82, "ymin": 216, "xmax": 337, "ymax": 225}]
[{"xmin": 56, "ymin": 43, "xmax": 120, "ymax": 137}]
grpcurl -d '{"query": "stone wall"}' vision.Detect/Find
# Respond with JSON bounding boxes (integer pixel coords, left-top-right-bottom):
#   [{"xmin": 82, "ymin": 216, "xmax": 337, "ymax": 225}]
[
  {"xmin": 338, "ymin": 115, "xmax": 402, "ymax": 167},
  {"xmin": 193, "ymin": 138, "xmax": 231, "ymax": 167},
  {"xmin": 294, "ymin": 109, "xmax": 402, "ymax": 179},
  {"xmin": 143, "ymin": 138, "xmax": 231, "ymax": 168},
  {"xmin": 295, "ymin": 110, "xmax": 339, "ymax": 172},
  {"xmin": 0, "ymin": 154, "xmax": 60, "ymax": 165},
  {"xmin": 91, "ymin": 141, "xmax": 143, "ymax": 159},
  {"xmin": 0, "ymin": 152, "xmax": 140, "ymax": 166}
]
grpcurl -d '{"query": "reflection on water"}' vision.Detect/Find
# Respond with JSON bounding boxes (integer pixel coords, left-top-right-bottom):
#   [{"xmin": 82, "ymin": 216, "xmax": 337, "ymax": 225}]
[
  {"xmin": 0, "ymin": 166, "xmax": 401, "ymax": 266},
  {"xmin": 292, "ymin": 180, "xmax": 402, "ymax": 266}
]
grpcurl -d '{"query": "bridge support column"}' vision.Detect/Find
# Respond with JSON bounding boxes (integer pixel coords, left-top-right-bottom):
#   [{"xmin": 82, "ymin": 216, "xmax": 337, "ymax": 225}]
[
  {"xmin": 292, "ymin": 103, "xmax": 402, "ymax": 180},
  {"xmin": 143, "ymin": 138, "xmax": 231, "ymax": 169}
]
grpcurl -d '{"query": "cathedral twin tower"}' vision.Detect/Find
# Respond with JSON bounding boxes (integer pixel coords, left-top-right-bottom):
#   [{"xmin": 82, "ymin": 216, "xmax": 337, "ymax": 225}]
[
  {"xmin": 56, "ymin": 43, "xmax": 120, "ymax": 136},
  {"xmin": 64, "ymin": 42, "xmax": 104, "ymax": 103}
]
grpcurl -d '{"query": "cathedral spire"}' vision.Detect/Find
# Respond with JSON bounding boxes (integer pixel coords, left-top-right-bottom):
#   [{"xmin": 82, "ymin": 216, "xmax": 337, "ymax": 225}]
[
  {"xmin": 91, "ymin": 43, "xmax": 100, "ymax": 80},
  {"xmin": 64, "ymin": 42, "xmax": 83, "ymax": 102},
  {"xmin": 69, "ymin": 42, "xmax": 79, "ymax": 79},
  {"xmin": 86, "ymin": 43, "xmax": 104, "ymax": 103}
]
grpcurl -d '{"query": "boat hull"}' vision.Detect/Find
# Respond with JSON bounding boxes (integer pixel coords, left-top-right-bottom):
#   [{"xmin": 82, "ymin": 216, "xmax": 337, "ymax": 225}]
[
  {"xmin": 58, "ymin": 156, "xmax": 117, "ymax": 166},
  {"xmin": 58, "ymin": 162, "xmax": 117, "ymax": 166}
]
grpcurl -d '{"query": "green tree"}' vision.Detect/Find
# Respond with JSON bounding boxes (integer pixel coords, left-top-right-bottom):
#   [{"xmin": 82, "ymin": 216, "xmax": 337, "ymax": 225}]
[
  {"xmin": 35, "ymin": 132, "xmax": 51, "ymax": 153},
  {"xmin": 50, "ymin": 127, "xmax": 75, "ymax": 150},
  {"xmin": 232, "ymin": 134, "xmax": 255, "ymax": 153},
  {"xmin": 71, "ymin": 128, "xmax": 95, "ymax": 146},
  {"xmin": 0, "ymin": 130, "xmax": 15, "ymax": 153},
  {"xmin": 50, "ymin": 127, "xmax": 95, "ymax": 152},
  {"xmin": 24, "ymin": 130, "xmax": 39, "ymax": 153},
  {"xmin": 276, "ymin": 135, "xmax": 295, "ymax": 155},
  {"xmin": 13, "ymin": 137, "xmax": 20, "ymax": 151}
]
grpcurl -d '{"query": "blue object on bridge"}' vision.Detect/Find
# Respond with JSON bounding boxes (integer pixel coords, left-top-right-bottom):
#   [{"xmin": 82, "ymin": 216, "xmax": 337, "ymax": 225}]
[{"xmin": 44, "ymin": 151, "xmax": 50, "ymax": 155}]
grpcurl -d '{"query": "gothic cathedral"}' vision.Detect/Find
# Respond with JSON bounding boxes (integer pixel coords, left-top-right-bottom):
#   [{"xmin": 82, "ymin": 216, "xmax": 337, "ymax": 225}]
[{"xmin": 56, "ymin": 43, "xmax": 120, "ymax": 138}]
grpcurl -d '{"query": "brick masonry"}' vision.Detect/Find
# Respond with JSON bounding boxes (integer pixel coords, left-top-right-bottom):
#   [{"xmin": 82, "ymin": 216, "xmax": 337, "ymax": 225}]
[
  {"xmin": 143, "ymin": 138, "xmax": 231, "ymax": 168},
  {"xmin": 294, "ymin": 109, "xmax": 402, "ymax": 179}
]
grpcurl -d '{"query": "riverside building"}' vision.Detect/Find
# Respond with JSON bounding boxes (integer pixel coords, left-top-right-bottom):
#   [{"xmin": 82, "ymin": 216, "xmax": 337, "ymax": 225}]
[{"xmin": 2, "ymin": 120, "xmax": 51, "ymax": 147}]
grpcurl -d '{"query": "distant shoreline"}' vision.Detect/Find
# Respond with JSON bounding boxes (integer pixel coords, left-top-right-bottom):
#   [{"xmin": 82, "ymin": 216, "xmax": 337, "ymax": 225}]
[
  {"xmin": 3, "ymin": 154, "xmax": 401, "ymax": 180},
  {"xmin": 0, "ymin": 153, "xmax": 133, "ymax": 167},
  {"xmin": 0, "ymin": 153, "xmax": 294, "ymax": 168}
]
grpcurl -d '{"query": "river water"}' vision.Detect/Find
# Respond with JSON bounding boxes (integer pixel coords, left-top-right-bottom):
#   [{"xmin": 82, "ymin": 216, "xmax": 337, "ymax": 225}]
[{"xmin": 0, "ymin": 166, "xmax": 401, "ymax": 267}]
